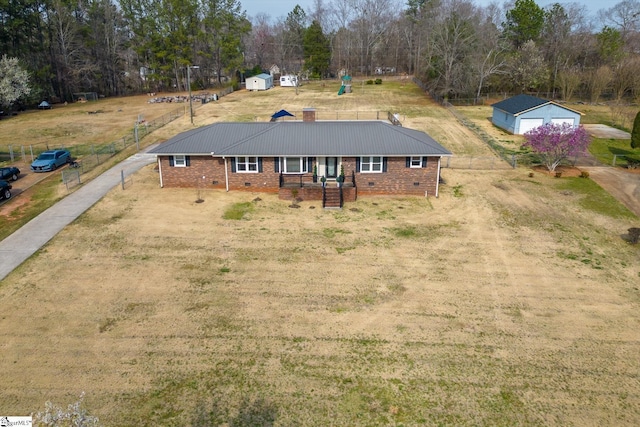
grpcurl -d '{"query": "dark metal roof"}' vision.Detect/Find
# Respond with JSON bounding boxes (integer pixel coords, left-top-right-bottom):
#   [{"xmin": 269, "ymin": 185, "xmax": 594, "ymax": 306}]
[
  {"xmin": 491, "ymin": 94, "xmax": 549, "ymax": 115},
  {"xmin": 149, "ymin": 121, "xmax": 452, "ymax": 157},
  {"xmin": 491, "ymin": 94, "xmax": 584, "ymax": 117}
]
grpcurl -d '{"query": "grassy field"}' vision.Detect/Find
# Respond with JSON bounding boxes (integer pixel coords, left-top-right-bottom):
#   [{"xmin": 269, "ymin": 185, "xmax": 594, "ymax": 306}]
[
  {"xmin": 589, "ymin": 137, "xmax": 640, "ymax": 165},
  {"xmin": 1, "ymin": 81, "xmax": 640, "ymax": 426}
]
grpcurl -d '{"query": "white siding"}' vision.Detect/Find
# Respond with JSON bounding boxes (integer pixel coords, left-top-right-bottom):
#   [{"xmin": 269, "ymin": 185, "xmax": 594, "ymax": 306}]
[{"xmin": 551, "ymin": 118, "xmax": 575, "ymax": 126}]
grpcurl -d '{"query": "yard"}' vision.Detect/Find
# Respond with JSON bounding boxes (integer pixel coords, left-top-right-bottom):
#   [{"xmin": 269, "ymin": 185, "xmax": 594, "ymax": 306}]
[{"xmin": 1, "ymin": 80, "xmax": 639, "ymax": 425}]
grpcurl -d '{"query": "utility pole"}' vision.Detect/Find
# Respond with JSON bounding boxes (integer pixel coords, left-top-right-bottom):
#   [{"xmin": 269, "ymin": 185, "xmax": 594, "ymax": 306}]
[{"xmin": 187, "ymin": 65, "xmax": 200, "ymax": 124}]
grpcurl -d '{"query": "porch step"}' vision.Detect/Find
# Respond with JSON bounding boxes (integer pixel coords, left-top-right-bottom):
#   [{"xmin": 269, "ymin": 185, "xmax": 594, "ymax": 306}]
[{"xmin": 324, "ymin": 188, "xmax": 342, "ymax": 209}]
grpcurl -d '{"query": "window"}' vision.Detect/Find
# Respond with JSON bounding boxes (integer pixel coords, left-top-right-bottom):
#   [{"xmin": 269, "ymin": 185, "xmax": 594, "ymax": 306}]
[
  {"xmin": 236, "ymin": 156, "xmax": 258, "ymax": 173},
  {"xmin": 282, "ymin": 157, "xmax": 308, "ymax": 173},
  {"xmin": 360, "ymin": 156, "xmax": 383, "ymax": 173},
  {"xmin": 410, "ymin": 156, "xmax": 422, "ymax": 168},
  {"xmin": 173, "ymin": 155, "xmax": 186, "ymax": 167}
]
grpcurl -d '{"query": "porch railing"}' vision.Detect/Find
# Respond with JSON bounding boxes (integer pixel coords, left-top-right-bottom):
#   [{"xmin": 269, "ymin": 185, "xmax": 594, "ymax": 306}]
[{"xmin": 279, "ymin": 173, "xmax": 319, "ymax": 187}]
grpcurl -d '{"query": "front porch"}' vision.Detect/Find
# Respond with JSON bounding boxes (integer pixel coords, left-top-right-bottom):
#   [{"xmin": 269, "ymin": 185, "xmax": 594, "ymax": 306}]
[{"xmin": 278, "ymin": 173, "xmax": 357, "ymax": 208}]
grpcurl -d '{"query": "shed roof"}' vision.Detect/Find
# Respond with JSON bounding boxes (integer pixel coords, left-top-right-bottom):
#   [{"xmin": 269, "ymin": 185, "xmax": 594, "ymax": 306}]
[
  {"xmin": 252, "ymin": 73, "xmax": 272, "ymax": 80},
  {"xmin": 149, "ymin": 121, "xmax": 452, "ymax": 157},
  {"xmin": 491, "ymin": 94, "xmax": 583, "ymax": 116}
]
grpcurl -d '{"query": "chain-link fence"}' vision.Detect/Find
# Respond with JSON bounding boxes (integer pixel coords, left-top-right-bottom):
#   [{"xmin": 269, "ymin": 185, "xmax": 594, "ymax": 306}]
[{"xmin": 1, "ymin": 86, "xmax": 235, "ymax": 173}]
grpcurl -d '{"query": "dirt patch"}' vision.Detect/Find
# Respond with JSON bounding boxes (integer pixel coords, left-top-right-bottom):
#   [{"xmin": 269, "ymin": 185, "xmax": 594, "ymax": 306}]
[
  {"xmin": 0, "ymin": 191, "xmax": 31, "ymax": 218},
  {"xmin": 1, "ymin": 169, "xmax": 639, "ymax": 425}
]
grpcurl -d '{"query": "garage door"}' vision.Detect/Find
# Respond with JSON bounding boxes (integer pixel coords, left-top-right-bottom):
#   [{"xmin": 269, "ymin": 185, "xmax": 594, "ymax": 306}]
[
  {"xmin": 518, "ymin": 118, "xmax": 544, "ymax": 134},
  {"xmin": 551, "ymin": 118, "xmax": 575, "ymax": 126}
]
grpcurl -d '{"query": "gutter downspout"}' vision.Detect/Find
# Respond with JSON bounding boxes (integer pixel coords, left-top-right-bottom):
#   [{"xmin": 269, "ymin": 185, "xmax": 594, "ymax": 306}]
[
  {"xmin": 435, "ymin": 157, "xmax": 441, "ymax": 198},
  {"xmin": 158, "ymin": 157, "xmax": 163, "ymax": 188},
  {"xmin": 223, "ymin": 157, "xmax": 229, "ymax": 192}
]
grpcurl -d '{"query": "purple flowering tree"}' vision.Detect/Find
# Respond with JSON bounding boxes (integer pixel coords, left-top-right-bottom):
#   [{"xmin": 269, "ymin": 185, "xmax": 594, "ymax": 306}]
[{"xmin": 523, "ymin": 123, "xmax": 591, "ymax": 171}]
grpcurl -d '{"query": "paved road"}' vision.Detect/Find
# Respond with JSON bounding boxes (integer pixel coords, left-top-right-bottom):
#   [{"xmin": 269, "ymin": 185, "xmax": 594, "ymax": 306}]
[
  {"xmin": 0, "ymin": 152, "xmax": 156, "ymax": 281},
  {"xmin": 582, "ymin": 166, "xmax": 640, "ymax": 217}
]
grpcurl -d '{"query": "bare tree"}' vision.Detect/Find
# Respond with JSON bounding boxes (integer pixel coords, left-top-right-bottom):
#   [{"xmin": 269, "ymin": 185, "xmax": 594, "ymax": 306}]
[
  {"xmin": 87, "ymin": 0, "xmax": 128, "ymax": 96},
  {"xmin": 598, "ymin": 0, "xmax": 640, "ymax": 41},
  {"xmin": 49, "ymin": 0, "xmax": 96, "ymax": 100},
  {"xmin": 556, "ymin": 67, "xmax": 582, "ymax": 101},
  {"xmin": 541, "ymin": 3, "xmax": 573, "ymax": 97},
  {"xmin": 403, "ymin": 0, "xmax": 437, "ymax": 76},
  {"xmin": 309, "ymin": 0, "xmax": 329, "ymax": 31},
  {"xmin": 471, "ymin": 7, "xmax": 507, "ymax": 100},
  {"xmin": 599, "ymin": 0, "xmax": 640, "ymax": 53},
  {"xmin": 612, "ymin": 56, "xmax": 640, "ymax": 101},
  {"xmin": 587, "ymin": 65, "xmax": 613, "ymax": 103},
  {"xmin": 506, "ymin": 40, "xmax": 549, "ymax": 93},
  {"xmin": 430, "ymin": 0, "xmax": 479, "ymax": 97},
  {"xmin": 247, "ymin": 13, "xmax": 275, "ymax": 70},
  {"xmin": 349, "ymin": 0, "xmax": 396, "ymax": 75}
]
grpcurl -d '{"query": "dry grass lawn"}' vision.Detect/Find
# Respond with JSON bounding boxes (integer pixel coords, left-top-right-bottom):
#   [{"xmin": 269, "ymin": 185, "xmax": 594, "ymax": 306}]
[{"xmin": 1, "ymin": 80, "xmax": 640, "ymax": 426}]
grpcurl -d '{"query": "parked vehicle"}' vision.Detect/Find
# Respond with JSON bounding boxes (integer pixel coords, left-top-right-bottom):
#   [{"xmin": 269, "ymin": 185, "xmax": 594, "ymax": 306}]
[
  {"xmin": 0, "ymin": 180, "xmax": 12, "ymax": 200},
  {"xmin": 0, "ymin": 166, "xmax": 20, "ymax": 181},
  {"xmin": 31, "ymin": 149, "xmax": 71, "ymax": 172}
]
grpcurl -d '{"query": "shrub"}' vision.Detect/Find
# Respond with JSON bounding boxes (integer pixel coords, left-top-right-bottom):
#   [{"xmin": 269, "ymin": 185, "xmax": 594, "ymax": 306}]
[
  {"xmin": 374, "ymin": 79, "xmax": 382, "ymax": 85},
  {"xmin": 632, "ymin": 111, "xmax": 640, "ymax": 149},
  {"xmin": 366, "ymin": 80, "xmax": 374, "ymax": 85},
  {"xmin": 580, "ymin": 170, "xmax": 590, "ymax": 178}
]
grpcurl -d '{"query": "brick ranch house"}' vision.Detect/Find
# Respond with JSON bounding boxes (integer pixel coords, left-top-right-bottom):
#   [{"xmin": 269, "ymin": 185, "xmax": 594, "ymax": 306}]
[{"xmin": 149, "ymin": 110, "xmax": 452, "ymax": 207}]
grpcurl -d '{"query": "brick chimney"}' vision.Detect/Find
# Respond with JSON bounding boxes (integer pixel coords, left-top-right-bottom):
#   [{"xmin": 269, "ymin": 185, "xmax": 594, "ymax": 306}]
[{"xmin": 303, "ymin": 107, "xmax": 316, "ymax": 122}]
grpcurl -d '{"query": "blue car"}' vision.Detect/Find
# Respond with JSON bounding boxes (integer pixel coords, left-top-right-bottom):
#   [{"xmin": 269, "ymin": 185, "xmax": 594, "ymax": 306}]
[{"xmin": 31, "ymin": 149, "xmax": 71, "ymax": 172}]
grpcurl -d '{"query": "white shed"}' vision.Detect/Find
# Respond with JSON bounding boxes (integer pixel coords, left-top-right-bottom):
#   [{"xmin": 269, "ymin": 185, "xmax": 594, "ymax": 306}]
[
  {"xmin": 280, "ymin": 75, "xmax": 299, "ymax": 87},
  {"xmin": 246, "ymin": 73, "xmax": 274, "ymax": 91}
]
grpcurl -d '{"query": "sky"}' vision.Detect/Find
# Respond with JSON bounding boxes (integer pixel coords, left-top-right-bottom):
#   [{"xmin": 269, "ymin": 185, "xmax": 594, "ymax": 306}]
[{"xmin": 238, "ymin": 0, "xmax": 607, "ymax": 22}]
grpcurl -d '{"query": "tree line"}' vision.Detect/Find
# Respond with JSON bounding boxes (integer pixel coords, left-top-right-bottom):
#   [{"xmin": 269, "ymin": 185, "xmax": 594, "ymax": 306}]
[{"xmin": 1, "ymin": 0, "xmax": 639, "ymax": 108}]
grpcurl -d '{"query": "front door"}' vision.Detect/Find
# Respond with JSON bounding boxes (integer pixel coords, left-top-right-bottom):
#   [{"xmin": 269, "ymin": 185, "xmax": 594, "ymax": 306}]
[{"xmin": 326, "ymin": 157, "xmax": 338, "ymax": 179}]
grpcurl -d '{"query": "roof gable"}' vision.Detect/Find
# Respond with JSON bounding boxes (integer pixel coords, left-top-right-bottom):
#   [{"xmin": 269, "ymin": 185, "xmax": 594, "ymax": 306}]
[{"xmin": 150, "ymin": 122, "xmax": 452, "ymax": 157}]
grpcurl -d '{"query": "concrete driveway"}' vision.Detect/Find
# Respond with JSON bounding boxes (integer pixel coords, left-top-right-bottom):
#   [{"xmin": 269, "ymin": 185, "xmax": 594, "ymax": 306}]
[
  {"xmin": 583, "ymin": 124, "xmax": 631, "ymax": 139},
  {"xmin": 0, "ymin": 152, "xmax": 156, "ymax": 281}
]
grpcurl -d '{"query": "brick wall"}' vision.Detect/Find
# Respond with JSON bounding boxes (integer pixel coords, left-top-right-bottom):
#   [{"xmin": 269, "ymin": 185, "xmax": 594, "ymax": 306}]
[
  {"xmin": 159, "ymin": 155, "xmax": 440, "ymax": 197},
  {"xmin": 227, "ymin": 157, "xmax": 280, "ymax": 192},
  {"xmin": 159, "ymin": 156, "xmax": 281, "ymax": 192},
  {"xmin": 158, "ymin": 156, "xmax": 227, "ymax": 189},
  {"xmin": 342, "ymin": 157, "xmax": 440, "ymax": 197}
]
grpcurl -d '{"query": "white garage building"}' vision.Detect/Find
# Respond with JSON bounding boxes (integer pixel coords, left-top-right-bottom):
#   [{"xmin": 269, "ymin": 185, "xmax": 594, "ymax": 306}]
[{"xmin": 491, "ymin": 94, "xmax": 583, "ymax": 135}]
